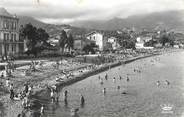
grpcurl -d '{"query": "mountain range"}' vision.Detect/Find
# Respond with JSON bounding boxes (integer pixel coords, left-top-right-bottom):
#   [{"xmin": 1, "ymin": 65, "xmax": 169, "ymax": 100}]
[
  {"xmin": 71, "ymin": 10, "xmax": 184, "ymax": 32},
  {"xmin": 18, "ymin": 16, "xmax": 93, "ymax": 36},
  {"xmin": 18, "ymin": 10, "xmax": 184, "ymax": 35}
]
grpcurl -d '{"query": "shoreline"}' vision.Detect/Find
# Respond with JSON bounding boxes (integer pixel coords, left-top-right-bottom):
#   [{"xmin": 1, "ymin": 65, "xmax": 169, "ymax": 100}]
[
  {"xmin": 1, "ymin": 49, "xmax": 183, "ymax": 117},
  {"xmin": 32, "ymin": 54, "xmax": 157, "ymax": 97}
]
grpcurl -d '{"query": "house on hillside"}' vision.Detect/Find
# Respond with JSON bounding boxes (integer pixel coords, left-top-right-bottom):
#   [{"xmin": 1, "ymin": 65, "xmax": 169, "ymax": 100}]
[
  {"xmin": 0, "ymin": 8, "xmax": 24, "ymax": 59},
  {"xmin": 135, "ymin": 36, "xmax": 153, "ymax": 49},
  {"xmin": 174, "ymin": 33, "xmax": 184, "ymax": 44},
  {"xmin": 107, "ymin": 37, "xmax": 120, "ymax": 50},
  {"xmin": 74, "ymin": 37, "xmax": 95, "ymax": 51},
  {"xmin": 86, "ymin": 31, "xmax": 107, "ymax": 51},
  {"xmin": 47, "ymin": 38, "xmax": 59, "ymax": 47}
]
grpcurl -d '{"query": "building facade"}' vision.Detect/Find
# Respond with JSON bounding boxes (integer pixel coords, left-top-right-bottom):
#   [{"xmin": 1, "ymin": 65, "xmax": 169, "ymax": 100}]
[
  {"xmin": 107, "ymin": 37, "xmax": 120, "ymax": 50},
  {"xmin": 135, "ymin": 36, "xmax": 153, "ymax": 49},
  {"xmin": 86, "ymin": 31, "xmax": 106, "ymax": 51},
  {"xmin": 0, "ymin": 8, "xmax": 23, "ymax": 58},
  {"xmin": 74, "ymin": 38, "xmax": 95, "ymax": 51}
]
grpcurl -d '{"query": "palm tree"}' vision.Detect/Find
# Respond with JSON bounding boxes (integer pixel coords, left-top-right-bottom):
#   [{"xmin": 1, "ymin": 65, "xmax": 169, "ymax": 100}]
[
  {"xmin": 66, "ymin": 34, "xmax": 74, "ymax": 53},
  {"xmin": 59, "ymin": 30, "xmax": 68, "ymax": 54}
]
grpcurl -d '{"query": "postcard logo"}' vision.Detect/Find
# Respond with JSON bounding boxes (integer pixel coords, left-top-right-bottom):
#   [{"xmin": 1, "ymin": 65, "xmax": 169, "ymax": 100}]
[{"xmin": 160, "ymin": 104, "xmax": 174, "ymax": 114}]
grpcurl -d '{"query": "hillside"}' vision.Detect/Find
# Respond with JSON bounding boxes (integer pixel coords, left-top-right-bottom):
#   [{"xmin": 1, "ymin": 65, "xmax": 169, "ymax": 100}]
[
  {"xmin": 17, "ymin": 10, "xmax": 184, "ymax": 36},
  {"xmin": 71, "ymin": 10, "xmax": 184, "ymax": 32},
  {"xmin": 18, "ymin": 16, "xmax": 91, "ymax": 36},
  {"xmin": 18, "ymin": 16, "xmax": 46, "ymax": 28}
]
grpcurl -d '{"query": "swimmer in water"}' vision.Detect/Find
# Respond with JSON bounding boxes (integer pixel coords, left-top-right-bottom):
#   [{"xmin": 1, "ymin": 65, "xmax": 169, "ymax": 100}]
[
  {"xmin": 117, "ymin": 86, "xmax": 120, "ymax": 90},
  {"xmin": 105, "ymin": 73, "xmax": 108, "ymax": 80},
  {"xmin": 40, "ymin": 105, "xmax": 44, "ymax": 115},
  {"xmin": 100, "ymin": 79, "xmax": 103, "ymax": 85},
  {"xmin": 126, "ymin": 76, "xmax": 129, "ymax": 82},
  {"xmin": 98, "ymin": 76, "xmax": 101, "ymax": 80},
  {"xmin": 63, "ymin": 90, "xmax": 68, "ymax": 106},
  {"xmin": 102, "ymin": 88, "xmax": 106, "ymax": 94},
  {"xmin": 119, "ymin": 75, "xmax": 122, "ymax": 80},
  {"xmin": 50, "ymin": 89, "xmax": 55, "ymax": 103},
  {"xmin": 113, "ymin": 77, "xmax": 116, "ymax": 83},
  {"xmin": 70, "ymin": 108, "xmax": 79, "ymax": 117},
  {"xmin": 156, "ymin": 81, "xmax": 160, "ymax": 86},
  {"xmin": 165, "ymin": 80, "xmax": 170, "ymax": 85},
  {"xmin": 64, "ymin": 90, "xmax": 68, "ymax": 99}
]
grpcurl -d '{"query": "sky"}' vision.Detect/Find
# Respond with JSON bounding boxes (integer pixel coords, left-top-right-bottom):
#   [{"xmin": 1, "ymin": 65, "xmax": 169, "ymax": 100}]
[{"xmin": 0, "ymin": 0, "xmax": 184, "ymax": 24}]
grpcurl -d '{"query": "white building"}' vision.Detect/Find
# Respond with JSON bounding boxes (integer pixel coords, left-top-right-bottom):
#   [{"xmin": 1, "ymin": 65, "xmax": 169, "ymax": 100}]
[
  {"xmin": 0, "ymin": 8, "xmax": 24, "ymax": 58},
  {"xmin": 86, "ymin": 31, "xmax": 105, "ymax": 51},
  {"xmin": 135, "ymin": 36, "xmax": 153, "ymax": 49},
  {"xmin": 47, "ymin": 38, "xmax": 59, "ymax": 47},
  {"xmin": 107, "ymin": 37, "xmax": 119, "ymax": 50}
]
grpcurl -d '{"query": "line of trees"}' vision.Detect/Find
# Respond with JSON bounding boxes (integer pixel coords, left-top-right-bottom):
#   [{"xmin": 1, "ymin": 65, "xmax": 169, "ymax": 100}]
[
  {"xmin": 144, "ymin": 31, "xmax": 175, "ymax": 47},
  {"xmin": 159, "ymin": 31, "xmax": 175, "ymax": 47},
  {"xmin": 19, "ymin": 23, "xmax": 49, "ymax": 57},
  {"xmin": 111, "ymin": 31, "xmax": 137, "ymax": 49},
  {"xmin": 20, "ymin": 24, "xmax": 75, "ymax": 57}
]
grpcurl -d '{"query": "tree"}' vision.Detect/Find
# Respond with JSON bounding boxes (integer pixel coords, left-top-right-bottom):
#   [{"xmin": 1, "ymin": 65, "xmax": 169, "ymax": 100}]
[
  {"xmin": 159, "ymin": 30, "xmax": 176, "ymax": 47},
  {"xmin": 37, "ymin": 28, "xmax": 49, "ymax": 43},
  {"xmin": 168, "ymin": 32, "xmax": 175, "ymax": 47},
  {"xmin": 119, "ymin": 39, "xmax": 136, "ymax": 49},
  {"xmin": 116, "ymin": 31, "xmax": 134, "ymax": 49},
  {"xmin": 21, "ymin": 23, "xmax": 37, "ymax": 56},
  {"xmin": 144, "ymin": 39, "xmax": 157, "ymax": 47},
  {"xmin": 66, "ymin": 34, "xmax": 74, "ymax": 53},
  {"xmin": 160, "ymin": 34, "xmax": 169, "ymax": 46},
  {"xmin": 59, "ymin": 30, "xmax": 68, "ymax": 54},
  {"xmin": 83, "ymin": 43, "xmax": 97, "ymax": 54},
  {"xmin": 20, "ymin": 23, "xmax": 49, "ymax": 57}
]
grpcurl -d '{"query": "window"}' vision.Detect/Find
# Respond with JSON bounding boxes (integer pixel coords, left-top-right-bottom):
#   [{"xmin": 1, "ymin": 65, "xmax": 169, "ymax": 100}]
[
  {"xmin": 12, "ymin": 45, "xmax": 14, "ymax": 52},
  {"xmin": 3, "ymin": 33, "xmax": 6, "ymax": 41},
  {"xmin": 0, "ymin": 44, "xmax": 2, "ymax": 55},
  {"xmin": 11, "ymin": 34, "xmax": 13, "ymax": 41},
  {"xmin": 6, "ymin": 44, "xmax": 9, "ymax": 52},
  {"xmin": 3, "ymin": 21, "xmax": 6, "ymax": 29},
  {"xmin": 93, "ymin": 36, "xmax": 96, "ymax": 40},
  {"xmin": 14, "ymin": 34, "xmax": 16, "ymax": 41},
  {"xmin": 11, "ymin": 22, "xmax": 14, "ymax": 30},
  {"xmin": 14, "ymin": 44, "xmax": 16, "ymax": 52},
  {"xmin": 14, "ymin": 22, "xmax": 17, "ymax": 29},
  {"xmin": 6, "ymin": 21, "xmax": 9, "ymax": 29},
  {"xmin": 3, "ymin": 33, "xmax": 8, "ymax": 41},
  {"xmin": 7, "ymin": 33, "xmax": 9, "ymax": 40}
]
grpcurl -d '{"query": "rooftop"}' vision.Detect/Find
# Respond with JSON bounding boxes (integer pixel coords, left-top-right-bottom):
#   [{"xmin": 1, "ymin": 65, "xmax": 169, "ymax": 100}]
[
  {"xmin": 86, "ymin": 31, "xmax": 103, "ymax": 37},
  {"xmin": 0, "ymin": 7, "xmax": 15, "ymax": 18}
]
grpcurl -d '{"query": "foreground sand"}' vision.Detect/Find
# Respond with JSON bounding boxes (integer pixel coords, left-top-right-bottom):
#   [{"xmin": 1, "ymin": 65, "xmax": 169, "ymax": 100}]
[{"xmin": 0, "ymin": 60, "xmax": 92, "ymax": 117}]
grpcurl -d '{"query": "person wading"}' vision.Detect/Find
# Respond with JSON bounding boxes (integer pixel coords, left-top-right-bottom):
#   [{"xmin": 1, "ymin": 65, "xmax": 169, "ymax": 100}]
[
  {"xmin": 105, "ymin": 73, "xmax": 108, "ymax": 80},
  {"xmin": 80, "ymin": 95, "xmax": 85, "ymax": 107},
  {"xmin": 50, "ymin": 89, "xmax": 55, "ymax": 103},
  {"xmin": 63, "ymin": 90, "xmax": 68, "ymax": 106},
  {"xmin": 40, "ymin": 105, "xmax": 44, "ymax": 115},
  {"xmin": 10, "ymin": 83, "xmax": 14, "ymax": 100}
]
